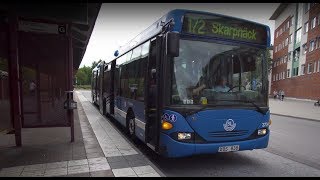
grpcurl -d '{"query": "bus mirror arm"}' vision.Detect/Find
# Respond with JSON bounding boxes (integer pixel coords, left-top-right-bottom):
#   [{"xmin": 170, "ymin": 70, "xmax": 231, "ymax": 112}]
[{"xmin": 166, "ymin": 31, "xmax": 180, "ymax": 57}]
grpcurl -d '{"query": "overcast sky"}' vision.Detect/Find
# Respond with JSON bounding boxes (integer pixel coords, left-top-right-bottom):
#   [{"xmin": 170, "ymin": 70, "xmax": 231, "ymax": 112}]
[{"xmin": 80, "ymin": 3, "xmax": 279, "ymax": 67}]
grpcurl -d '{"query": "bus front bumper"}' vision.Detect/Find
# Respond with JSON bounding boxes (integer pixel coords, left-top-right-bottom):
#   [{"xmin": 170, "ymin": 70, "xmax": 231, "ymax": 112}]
[{"xmin": 159, "ymin": 132, "xmax": 269, "ymax": 158}]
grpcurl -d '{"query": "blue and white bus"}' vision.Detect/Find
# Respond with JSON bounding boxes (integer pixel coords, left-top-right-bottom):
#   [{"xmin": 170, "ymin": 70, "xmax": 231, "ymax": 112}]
[{"xmin": 92, "ymin": 9, "xmax": 271, "ymax": 158}]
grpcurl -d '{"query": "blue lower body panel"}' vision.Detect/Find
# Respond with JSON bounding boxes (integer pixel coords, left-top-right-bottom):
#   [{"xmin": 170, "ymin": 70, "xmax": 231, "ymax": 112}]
[{"xmin": 160, "ymin": 133, "xmax": 269, "ymax": 158}]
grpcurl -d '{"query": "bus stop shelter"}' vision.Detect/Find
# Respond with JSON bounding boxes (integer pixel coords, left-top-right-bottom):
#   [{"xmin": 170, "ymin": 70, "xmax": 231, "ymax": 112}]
[{"xmin": 0, "ymin": 3, "xmax": 101, "ymax": 146}]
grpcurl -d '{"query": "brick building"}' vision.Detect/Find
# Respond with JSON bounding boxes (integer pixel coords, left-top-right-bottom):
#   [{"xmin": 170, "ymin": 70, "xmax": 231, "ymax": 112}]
[{"xmin": 270, "ymin": 3, "xmax": 320, "ymax": 100}]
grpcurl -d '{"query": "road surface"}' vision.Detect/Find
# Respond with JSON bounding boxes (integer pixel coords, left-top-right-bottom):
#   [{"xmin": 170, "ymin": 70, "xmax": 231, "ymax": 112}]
[{"xmin": 80, "ymin": 90, "xmax": 320, "ymax": 176}]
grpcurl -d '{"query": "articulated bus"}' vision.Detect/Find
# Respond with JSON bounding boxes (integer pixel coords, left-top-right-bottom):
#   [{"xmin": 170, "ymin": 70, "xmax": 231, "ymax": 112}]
[{"xmin": 92, "ymin": 9, "xmax": 271, "ymax": 158}]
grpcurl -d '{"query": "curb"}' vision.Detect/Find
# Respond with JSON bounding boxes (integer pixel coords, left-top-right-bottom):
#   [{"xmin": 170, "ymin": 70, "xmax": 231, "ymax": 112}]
[
  {"xmin": 270, "ymin": 113, "xmax": 320, "ymax": 123},
  {"xmin": 75, "ymin": 90, "xmax": 166, "ymax": 177}
]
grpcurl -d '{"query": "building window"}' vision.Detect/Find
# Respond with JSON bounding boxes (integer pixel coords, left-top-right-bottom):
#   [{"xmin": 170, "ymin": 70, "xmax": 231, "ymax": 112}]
[
  {"xmin": 318, "ymin": 13, "xmax": 320, "ymax": 25},
  {"xmin": 287, "ymin": 21, "xmax": 290, "ymax": 29},
  {"xmin": 285, "ymin": 37, "xmax": 289, "ymax": 46},
  {"xmin": 279, "ymin": 58, "xmax": 281, "ymax": 64},
  {"xmin": 301, "ymin": 64, "xmax": 305, "ymax": 75},
  {"xmin": 292, "ymin": 68, "xmax": 295, "ymax": 76},
  {"xmin": 304, "ymin": 22, "xmax": 309, "ymax": 33},
  {"xmin": 289, "ymin": 34, "xmax": 293, "ymax": 43},
  {"xmin": 314, "ymin": 61, "xmax": 317, "ymax": 73},
  {"xmin": 288, "ymin": 52, "xmax": 292, "ymax": 61},
  {"xmin": 280, "ymin": 28, "xmax": 283, "ymax": 35},
  {"xmin": 311, "ymin": 17, "xmax": 317, "ymax": 29},
  {"xmin": 304, "ymin": 3, "xmax": 310, "ymax": 13},
  {"xmin": 294, "ymin": 49, "xmax": 300, "ymax": 61},
  {"xmin": 283, "ymin": 71, "xmax": 286, "ymax": 79},
  {"xmin": 275, "ymin": 46, "xmax": 278, "ymax": 52},
  {"xmin": 273, "ymin": 75, "xmax": 275, "ymax": 81},
  {"xmin": 282, "ymin": 41, "xmax": 285, "ymax": 48},
  {"xmin": 287, "ymin": 69, "xmax": 290, "ymax": 78},
  {"xmin": 296, "ymin": 28, "xmax": 301, "ymax": 43},
  {"xmin": 316, "ymin": 37, "xmax": 320, "ymax": 49},
  {"xmin": 307, "ymin": 63, "xmax": 313, "ymax": 74},
  {"xmin": 276, "ymin": 73, "xmax": 278, "ymax": 81},
  {"xmin": 303, "ymin": 43, "xmax": 308, "ymax": 54},
  {"xmin": 276, "ymin": 31, "xmax": 279, "ymax": 38},
  {"xmin": 284, "ymin": 55, "xmax": 288, "ymax": 62},
  {"xmin": 290, "ymin": 16, "xmax": 294, "ymax": 27},
  {"xmin": 318, "ymin": 60, "xmax": 320, "ymax": 72},
  {"xmin": 310, "ymin": 40, "xmax": 315, "ymax": 52}
]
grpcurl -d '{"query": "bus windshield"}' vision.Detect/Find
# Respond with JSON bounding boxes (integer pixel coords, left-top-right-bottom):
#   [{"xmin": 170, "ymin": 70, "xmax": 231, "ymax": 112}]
[{"xmin": 171, "ymin": 39, "xmax": 267, "ymax": 106}]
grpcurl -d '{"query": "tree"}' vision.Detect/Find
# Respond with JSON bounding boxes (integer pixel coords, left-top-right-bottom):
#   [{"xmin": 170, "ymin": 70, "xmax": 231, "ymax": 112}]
[
  {"xmin": 266, "ymin": 46, "xmax": 273, "ymax": 73},
  {"xmin": 75, "ymin": 60, "xmax": 102, "ymax": 85},
  {"xmin": 91, "ymin": 59, "xmax": 102, "ymax": 70},
  {"xmin": 75, "ymin": 69, "xmax": 87, "ymax": 85}
]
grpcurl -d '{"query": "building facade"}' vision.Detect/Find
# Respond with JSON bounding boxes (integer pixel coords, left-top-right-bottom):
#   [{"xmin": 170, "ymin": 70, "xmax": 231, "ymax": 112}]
[
  {"xmin": 270, "ymin": 3, "xmax": 320, "ymax": 100},
  {"xmin": 268, "ymin": 46, "xmax": 273, "ymax": 95}
]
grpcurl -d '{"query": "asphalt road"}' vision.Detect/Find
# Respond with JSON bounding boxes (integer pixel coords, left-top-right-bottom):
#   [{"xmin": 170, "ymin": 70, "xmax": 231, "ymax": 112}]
[{"xmin": 80, "ymin": 90, "xmax": 320, "ymax": 176}]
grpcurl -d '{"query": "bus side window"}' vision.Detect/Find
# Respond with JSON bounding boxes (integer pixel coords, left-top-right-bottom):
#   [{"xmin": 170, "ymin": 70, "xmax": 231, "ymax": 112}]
[{"xmin": 148, "ymin": 40, "xmax": 157, "ymax": 108}]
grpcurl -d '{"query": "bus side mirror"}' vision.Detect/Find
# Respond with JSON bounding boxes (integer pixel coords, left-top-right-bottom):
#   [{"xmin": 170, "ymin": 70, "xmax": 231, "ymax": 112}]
[{"xmin": 167, "ymin": 32, "xmax": 180, "ymax": 57}]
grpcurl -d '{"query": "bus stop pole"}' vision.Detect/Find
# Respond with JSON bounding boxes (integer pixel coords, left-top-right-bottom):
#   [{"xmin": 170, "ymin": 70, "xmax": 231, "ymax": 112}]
[
  {"xmin": 68, "ymin": 23, "xmax": 74, "ymax": 142},
  {"xmin": 8, "ymin": 9, "xmax": 22, "ymax": 147}
]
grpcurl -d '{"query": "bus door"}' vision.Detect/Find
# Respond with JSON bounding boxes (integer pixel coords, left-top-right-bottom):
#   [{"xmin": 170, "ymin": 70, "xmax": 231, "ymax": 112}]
[
  {"xmin": 109, "ymin": 61, "xmax": 116, "ymax": 115},
  {"xmin": 145, "ymin": 36, "xmax": 163, "ymax": 151},
  {"xmin": 99, "ymin": 62, "xmax": 104, "ymax": 114},
  {"xmin": 92, "ymin": 70, "xmax": 98, "ymax": 104}
]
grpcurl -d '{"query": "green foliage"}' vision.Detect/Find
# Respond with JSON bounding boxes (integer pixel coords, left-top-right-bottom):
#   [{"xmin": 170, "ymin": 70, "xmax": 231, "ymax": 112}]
[
  {"xmin": 75, "ymin": 60, "xmax": 102, "ymax": 85},
  {"xmin": 266, "ymin": 48, "xmax": 273, "ymax": 72},
  {"xmin": 91, "ymin": 59, "xmax": 102, "ymax": 70},
  {"xmin": 74, "ymin": 85, "xmax": 91, "ymax": 89}
]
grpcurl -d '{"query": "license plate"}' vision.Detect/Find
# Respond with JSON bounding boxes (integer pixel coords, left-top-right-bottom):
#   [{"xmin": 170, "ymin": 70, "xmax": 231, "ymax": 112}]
[{"xmin": 218, "ymin": 145, "xmax": 239, "ymax": 152}]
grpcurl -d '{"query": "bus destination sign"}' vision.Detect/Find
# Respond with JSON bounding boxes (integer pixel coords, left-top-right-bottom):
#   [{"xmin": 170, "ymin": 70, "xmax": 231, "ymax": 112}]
[{"xmin": 182, "ymin": 13, "xmax": 268, "ymax": 45}]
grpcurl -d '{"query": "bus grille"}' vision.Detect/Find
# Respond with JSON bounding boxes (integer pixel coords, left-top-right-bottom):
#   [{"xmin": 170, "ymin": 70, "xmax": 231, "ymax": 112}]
[{"xmin": 208, "ymin": 130, "xmax": 249, "ymax": 137}]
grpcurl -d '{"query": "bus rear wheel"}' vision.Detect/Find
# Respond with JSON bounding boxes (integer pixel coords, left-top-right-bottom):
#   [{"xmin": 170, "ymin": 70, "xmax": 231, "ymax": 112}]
[{"xmin": 127, "ymin": 116, "xmax": 138, "ymax": 142}]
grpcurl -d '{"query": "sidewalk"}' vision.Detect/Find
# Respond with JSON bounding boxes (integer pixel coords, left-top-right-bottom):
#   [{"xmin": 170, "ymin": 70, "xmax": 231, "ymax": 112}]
[
  {"xmin": 0, "ymin": 91, "xmax": 164, "ymax": 177},
  {"xmin": 269, "ymin": 97, "xmax": 320, "ymax": 121},
  {"xmin": 75, "ymin": 90, "xmax": 164, "ymax": 177}
]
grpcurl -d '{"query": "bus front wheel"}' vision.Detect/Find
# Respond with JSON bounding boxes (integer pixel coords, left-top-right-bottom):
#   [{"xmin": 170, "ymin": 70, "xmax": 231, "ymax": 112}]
[{"xmin": 126, "ymin": 116, "xmax": 138, "ymax": 143}]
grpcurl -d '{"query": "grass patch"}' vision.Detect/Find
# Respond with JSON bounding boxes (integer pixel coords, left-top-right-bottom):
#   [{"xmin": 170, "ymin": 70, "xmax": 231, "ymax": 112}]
[{"xmin": 74, "ymin": 85, "xmax": 91, "ymax": 90}]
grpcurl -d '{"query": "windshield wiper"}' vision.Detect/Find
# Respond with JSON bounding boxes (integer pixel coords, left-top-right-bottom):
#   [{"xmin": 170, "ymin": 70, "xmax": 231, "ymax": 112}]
[
  {"xmin": 241, "ymin": 100, "xmax": 266, "ymax": 115},
  {"xmin": 185, "ymin": 106, "xmax": 210, "ymax": 116},
  {"xmin": 207, "ymin": 99, "xmax": 268, "ymax": 115}
]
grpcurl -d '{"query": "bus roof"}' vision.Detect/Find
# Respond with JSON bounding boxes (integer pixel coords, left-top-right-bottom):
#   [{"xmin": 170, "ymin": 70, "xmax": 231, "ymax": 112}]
[{"xmin": 115, "ymin": 9, "xmax": 270, "ymax": 59}]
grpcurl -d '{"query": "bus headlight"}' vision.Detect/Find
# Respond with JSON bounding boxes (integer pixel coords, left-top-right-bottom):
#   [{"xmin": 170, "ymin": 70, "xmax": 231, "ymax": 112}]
[
  {"xmin": 162, "ymin": 121, "xmax": 173, "ymax": 130},
  {"xmin": 177, "ymin": 133, "xmax": 192, "ymax": 140},
  {"xmin": 257, "ymin": 129, "xmax": 267, "ymax": 135}
]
